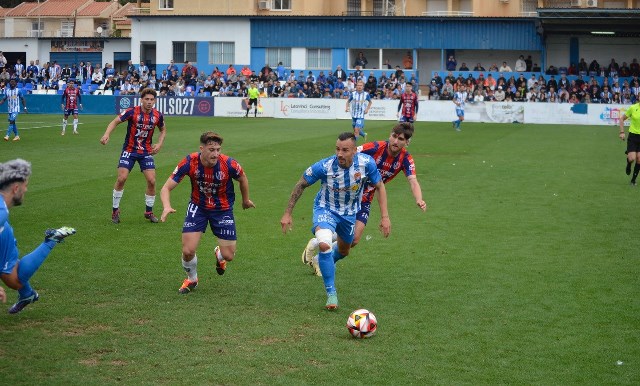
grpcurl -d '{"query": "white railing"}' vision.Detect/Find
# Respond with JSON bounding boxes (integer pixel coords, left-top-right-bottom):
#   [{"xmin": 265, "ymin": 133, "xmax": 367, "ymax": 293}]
[
  {"xmin": 28, "ymin": 30, "xmax": 43, "ymax": 37},
  {"xmin": 421, "ymin": 11, "xmax": 475, "ymax": 17}
]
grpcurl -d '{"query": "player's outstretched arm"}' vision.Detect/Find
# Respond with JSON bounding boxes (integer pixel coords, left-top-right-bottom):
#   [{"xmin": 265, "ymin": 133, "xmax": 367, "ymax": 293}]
[
  {"xmin": 160, "ymin": 178, "xmax": 178, "ymax": 222},
  {"xmin": 100, "ymin": 116, "xmax": 122, "ymax": 145},
  {"xmin": 280, "ymin": 176, "xmax": 310, "ymax": 234},
  {"xmin": 374, "ymin": 181, "xmax": 391, "ymax": 237},
  {"xmin": 407, "ymin": 176, "xmax": 427, "ymax": 211},
  {"xmin": 237, "ymin": 174, "xmax": 255, "ymax": 210}
]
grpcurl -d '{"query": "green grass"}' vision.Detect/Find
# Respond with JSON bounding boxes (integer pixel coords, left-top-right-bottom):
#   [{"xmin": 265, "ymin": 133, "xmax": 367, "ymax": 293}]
[{"xmin": 0, "ymin": 114, "xmax": 638, "ymax": 385}]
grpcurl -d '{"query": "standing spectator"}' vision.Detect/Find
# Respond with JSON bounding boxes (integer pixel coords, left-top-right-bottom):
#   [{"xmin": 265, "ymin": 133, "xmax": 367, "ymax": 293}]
[
  {"xmin": 126, "ymin": 60, "xmax": 135, "ymax": 75},
  {"xmin": 276, "ymin": 61, "xmax": 286, "ymax": 80},
  {"xmin": 446, "ymin": 55, "xmax": 457, "ymax": 71},
  {"xmin": 280, "ymin": 132, "xmax": 389, "ymax": 310},
  {"xmin": 61, "ymin": 64, "xmax": 72, "ymax": 81},
  {"xmin": 515, "ymin": 55, "xmax": 526, "ymax": 72},
  {"xmin": 99, "ymin": 88, "xmax": 167, "ymax": 224},
  {"xmin": 139, "ymin": 61, "xmax": 149, "ymax": 74},
  {"xmin": 525, "ymin": 55, "xmax": 533, "ymax": 72},
  {"xmin": 0, "ymin": 51, "xmax": 6, "ymax": 71},
  {"xmin": 354, "ymin": 51, "xmax": 368, "ymax": 69},
  {"xmin": 402, "ymin": 51, "xmax": 413, "ymax": 69},
  {"xmin": 335, "ymin": 65, "xmax": 347, "ymax": 82},
  {"xmin": 13, "ymin": 59, "xmax": 24, "ymax": 78},
  {"xmin": 181, "ymin": 61, "xmax": 198, "ymax": 87}
]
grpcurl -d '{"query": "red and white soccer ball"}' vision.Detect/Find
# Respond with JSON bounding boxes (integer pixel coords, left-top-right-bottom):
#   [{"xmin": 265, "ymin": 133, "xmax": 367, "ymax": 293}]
[{"xmin": 346, "ymin": 309, "xmax": 377, "ymax": 339}]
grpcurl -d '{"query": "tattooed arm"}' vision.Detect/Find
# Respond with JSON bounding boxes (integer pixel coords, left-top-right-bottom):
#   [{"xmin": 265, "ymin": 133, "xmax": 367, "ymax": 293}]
[{"xmin": 280, "ymin": 176, "xmax": 311, "ymax": 234}]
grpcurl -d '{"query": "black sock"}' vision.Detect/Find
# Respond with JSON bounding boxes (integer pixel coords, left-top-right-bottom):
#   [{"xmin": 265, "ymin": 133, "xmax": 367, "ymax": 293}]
[
  {"xmin": 632, "ymin": 164, "xmax": 640, "ymax": 182},
  {"xmin": 626, "ymin": 160, "xmax": 633, "ymax": 175}
]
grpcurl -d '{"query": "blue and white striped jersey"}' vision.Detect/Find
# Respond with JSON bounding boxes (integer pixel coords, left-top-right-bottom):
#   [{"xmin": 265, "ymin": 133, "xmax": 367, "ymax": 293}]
[
  {"xmin": 2, "ymin": 87, "xmax": 24, "ymax": 113},
  {"xmin": 303, "ymin": 153, "xmax": 381, "ymax": 217},
  {"xmin": 348, "ymin": 91, "xmax": 371, "ymax": 119},
  {"xmin": 453, "ymin": 91, "xmax": 467, "ymax": 110}
]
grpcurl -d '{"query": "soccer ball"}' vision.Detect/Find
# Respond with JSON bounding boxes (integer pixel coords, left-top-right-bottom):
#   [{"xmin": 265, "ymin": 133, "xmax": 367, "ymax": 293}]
[{"xmin": 346, "ymin": 309, "xmax": 377, "ymax": 339}]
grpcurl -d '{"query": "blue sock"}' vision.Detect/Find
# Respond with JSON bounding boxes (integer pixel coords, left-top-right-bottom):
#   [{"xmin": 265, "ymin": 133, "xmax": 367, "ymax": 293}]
[
  {"xmin": 17, "ymin": 242, "xmax": 55, "ymax": 285},
  {"xmin": 5, "ymin": 127, "xmax": 10, "ymax": 137},
  {"xmin": 18, "ymin": 281, "xmax": 34, "ymax": 298},
  {"xmin": 360, "ymin": 130, "xmax": 366, "ymax": 138},
  {"xmin": 13, "ymin": 124, "xmax": 18, "ymax": 136},
  {"xmin": 332, "ymin": 242, "xmax": 346, "ymax": 263},
  {"xmin": 318, "ymin": 249, "xmax": 336, "ymax": 295}
]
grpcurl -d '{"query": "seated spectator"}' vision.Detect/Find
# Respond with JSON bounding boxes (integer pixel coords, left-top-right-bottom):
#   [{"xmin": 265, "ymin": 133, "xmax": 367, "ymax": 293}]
[
  {"xmin": 316, "ymin": 71, "xmax": 327, "ymax": 85},
  {"xmin": 211, "ymin": 66, "xmax": 224, "ymax": 80},
  {"xmin": 473, "ymin": 89, "xmax": 484, "ymax": 102},
  {"xmin": 485, "ymin": 88, "xmax": 496, "ymax": 102},
  {"xmin": 459, "ymin": 63, "xmax": 469, "ymax": 71},
  {"xmin": 383, "ymin": 59, "xmax": 392, "ymax": 69},
  {"xmin": 494, "ymin": 86, "xmax": 506, "ymax": 102},
  {"xmin": 567, "ymin": 63, "xmax": 578, "ymax": 75},
  {"xmin": 120, "ymin": 79, "xmax": 135, "ymax": 95},
  {"xmin": 428, "ymin": 80, "xmax": 440, "ymax": 100},
  {"xmin": 473, "ymin": 63, "xmax": 485, "ymax": 71},
  {"xmin": 630, "ymin": 58, "xmax": 640, "ymax": 77},
  {"xmin": 600, "ymin": 86, "xmax": 612, "ymax": 103},
  {"xmin": 578, "ymin": 58, "xmax": 588, "ymax": 75},
  {"xmin": 532, "ymin": 63, "xmax": 541, "ymax": 72},
  {"xmin": 606, "ymin": 58, "xmax": 619, "ymax": 77},
  {"xmin": 537, "ymin": 91, "xmax": 547, "ymax": 102},
  {"xmin": 226, "ymin": 64, "xmax": 236, "ymax": 77},
  {"xmin": 619, "ymin": 62, "xmax": 631, "ymax": 77},
  {"xmin": 499, "ymin": 61, "xmax": 512, "ymax": 72},
  {"xmin": 527, "ymin": 87, "xmax": 538, "ymax": 102},
  {"xmin": 440, "ymin": 88, "xmax": 452, "ymax": 100},
  {"xmin": 488, "ymin": 63, "xmax": 499, "ymax": 72},
  {"xmin": 104, "ymin": 75, "xmax": 118, "ymax": 92},
  {"xmin": 588, "ymin": 59, "xmax": 600, "ymax": 75},
  {"xmin": 546, "ymin": 65, "xmax": 558, "ymax": 75},
  {"xmin": 91, "ymin": 68, "xmax": 104, "ymax": 85}
]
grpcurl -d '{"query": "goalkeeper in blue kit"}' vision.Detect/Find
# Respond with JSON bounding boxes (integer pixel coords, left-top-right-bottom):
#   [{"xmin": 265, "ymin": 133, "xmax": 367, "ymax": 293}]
[{"xmin": 0, "ymin": 159, "xmax": 76, "ymax": 314}]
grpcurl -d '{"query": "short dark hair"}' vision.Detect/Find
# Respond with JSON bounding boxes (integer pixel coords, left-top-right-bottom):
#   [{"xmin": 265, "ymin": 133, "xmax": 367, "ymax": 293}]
[
  {"xmin": 392, "ymin": 122, "xmax": 414, "ymax": 140},
  {"xmin": 140, "ymin": 88, "xmax": 157, "ymax": 99},
  {"xmin": 200, "ymin": 131, "xmax": 223, "ymax": 146},
  {"xmin": 337, "ymin": 132, "xmax": 356, "ymax": 142}
]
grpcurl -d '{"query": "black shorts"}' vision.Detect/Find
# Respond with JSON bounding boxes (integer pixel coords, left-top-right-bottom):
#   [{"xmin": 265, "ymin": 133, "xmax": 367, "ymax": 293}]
[
  {"xmin": 627, "ymin": 132, "xmax": 640, "ymax": 154},
  {"xmin": 248, "ymin": 98, "xmax": 258, "ymax": 107}
]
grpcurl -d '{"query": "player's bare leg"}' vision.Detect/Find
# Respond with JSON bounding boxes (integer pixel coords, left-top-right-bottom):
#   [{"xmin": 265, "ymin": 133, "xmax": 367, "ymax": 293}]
[
  {"xmin": 214, "ymin": 240, "xmax": 236, "ymax": 275},
  {"xmin": 350, "ymin": 220, "xmax": 367, "ymax": 248}
]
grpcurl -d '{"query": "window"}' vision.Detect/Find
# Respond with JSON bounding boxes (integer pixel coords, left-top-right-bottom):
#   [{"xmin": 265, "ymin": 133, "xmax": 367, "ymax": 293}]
[
  {"xmin": 209, "ymin": 42, "xmax": 235, "ymax": 64},
  {"xmin": 306, "ymin": 49, "xmax": 331, "ymax": 70},
  {"xmin": 347, "ymin": 0, "xmax": 361, "ymax": 16},
  {"xmin": 172, "ymin": 42, "xmax": 197, "ymax": 63},
  {"xmin": 266, "ymin": 48, "xmax": 291, "ymax": 68},
  {"xmin": 61, "ymin": 20, "xmax": 74, "ymax": 37},
  {"xmin": 272, "ymin": 0, "xmax": 291, "ymax": 10},
  {"xmin": 373, "ymin": 0, "xmax": 395, "ymax": 16},
  {"xmin": 31, "ymin": 21, "xmax": 44, "ymax": 37},
  {"xmin": 159, "ymin": 0, "xmax": 174, "ymax": 9}
]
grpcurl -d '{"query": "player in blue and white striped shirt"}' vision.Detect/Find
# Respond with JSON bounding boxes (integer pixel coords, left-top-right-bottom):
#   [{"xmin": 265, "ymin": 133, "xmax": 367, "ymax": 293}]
[
  {"xmin": 281, "ymin": 132, "xmax": 391, "ymax": 310},
  {"xmin": 345, "ymin": 80, "xmax": 372, "ymax": 141},
  {"xmin": 0, "ymin": 80, "xmax": 27, "ymax": 141},
  {"xmin": 452, "ymin": 84, "xmax": 468, "ymax": 132}
]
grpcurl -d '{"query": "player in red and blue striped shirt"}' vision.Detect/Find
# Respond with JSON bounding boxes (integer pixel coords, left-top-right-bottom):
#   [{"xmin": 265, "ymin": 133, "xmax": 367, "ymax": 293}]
[
  {"xmin": 100, "ymin": 88, "xmax": 167, "ymax": 224},
  {"xmin": 160, "ymin": 132, "xmax": 255, "ymax": 294},
  {"xmin": 60, "ymin": 80, "xmax": 82, "ymax": 135}
]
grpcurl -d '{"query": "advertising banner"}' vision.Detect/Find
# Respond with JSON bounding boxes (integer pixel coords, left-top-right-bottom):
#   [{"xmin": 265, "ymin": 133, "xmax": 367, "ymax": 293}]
[{"xmin": 115, "ymin": 96, "xmax": 215, "ymax": 116}]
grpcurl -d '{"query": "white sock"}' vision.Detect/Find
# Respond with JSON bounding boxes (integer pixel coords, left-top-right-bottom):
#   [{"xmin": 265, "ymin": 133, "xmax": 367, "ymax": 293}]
[
  {"xmin": 145, "ymin": 194, "xmax": 155, "ymax": 209},
  {"xmin": 182, "ymin": 255, "xmax": 198, "ymax": 281},
  {"xmin": 113, "ymin": 189, "xmax": 123, "ymax": 208},
  {"xmin": 309, "ymin": 238, "xmax": 319, "ymax": 249},
  {"xmin": 62, "ymin": 119, "xmax": 67, "ymax": 131},
  {"xmin": 73, "ymin": 119, "xmax": 78, "ymax": 131}
]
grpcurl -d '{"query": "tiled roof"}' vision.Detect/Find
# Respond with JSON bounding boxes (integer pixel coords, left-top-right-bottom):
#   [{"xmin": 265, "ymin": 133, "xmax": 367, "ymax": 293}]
[
  {"xmin": 33, "ymin": 0, "xmax": 91, "ymax": 17},
  {"xmin": 77, "ymin": 1, "xmax": 112, "ymax": 17},
  {"xmin": 112, "ymin": 3, "xmax": 135, "ymax": 19},
  {"xmin": 4, "ymin": 2, "xmax": 39, "ymax": 17},
  {"xmin": 0, "ymin": 8, "xmax": 7, "ymax": 17}
]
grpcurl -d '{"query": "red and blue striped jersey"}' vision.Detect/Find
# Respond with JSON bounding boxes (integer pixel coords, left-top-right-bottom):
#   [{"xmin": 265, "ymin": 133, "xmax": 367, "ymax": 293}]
[
  {"xmin": 170, "ymin": 152, "xmax": 244, "ymax": 211},
  {"xmin": 119, "ymin": 106, "xmax": 165, "ymax": 155},
  {"xmin": 358, "ymin": 141, "xmax": 416, "ymax": 203},
  {"xmin": 399, "ymin": 91, "xmax": 419, "ymax": 118},
  {"xmin": 62, "ymin": 87, "xmax": 81, "ymax": 109}
]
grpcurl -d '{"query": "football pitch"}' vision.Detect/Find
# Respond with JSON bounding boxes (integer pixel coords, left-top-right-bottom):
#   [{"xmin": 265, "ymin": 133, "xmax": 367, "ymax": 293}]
[{"xmin": 0, "ymin": 114, "xmax": 638, "ymax": 385}]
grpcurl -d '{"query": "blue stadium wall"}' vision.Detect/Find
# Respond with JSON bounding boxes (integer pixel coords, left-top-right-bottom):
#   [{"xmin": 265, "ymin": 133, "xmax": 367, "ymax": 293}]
[{"xmin": 249, "ymin": 17, "xmax": 543, "ymax": 70}]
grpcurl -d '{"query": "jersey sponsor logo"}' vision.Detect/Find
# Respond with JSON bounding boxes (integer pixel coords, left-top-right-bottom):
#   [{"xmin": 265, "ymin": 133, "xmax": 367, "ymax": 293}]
[
  {"xmin": 183, "ymin": 221, "xmax": 197, "ymax": 228},
  {"xmin": 215, "ymin": 171, "xmax": 226, "ymax": 180}
]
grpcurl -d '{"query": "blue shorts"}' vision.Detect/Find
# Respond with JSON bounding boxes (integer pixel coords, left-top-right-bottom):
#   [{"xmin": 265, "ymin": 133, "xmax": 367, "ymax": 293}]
[
  {"xmin": 8, "ymin": 112, "xmax": 18, "ymax": 122},
  {"xmin": 351, "ymin": 117, "xmax": 365, "ymax": 129},
  {"xmin": 312, "ymin": 206, "xmax": 356, "ymax": 245},
  {"xmin": 455, "ymin": 108, "xmax": 465, "ymax": 117},
  {"xmin": 64, "ymin": 108, "xmax": 79, "ymax": 117},
  {"xmin": 182, "ymin": 203, "xmax": 237, "ymax": 241},
  {"xmin": 355, "ymin": 202, "xmax": 371, "ymax": 225},
  {"xmin": 117, "ymin": 151, "xmax": 155, "ymax": 171},
  {"xmin": 399, "ymin": 115, "xmax": 415, "ymax": 123}
]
